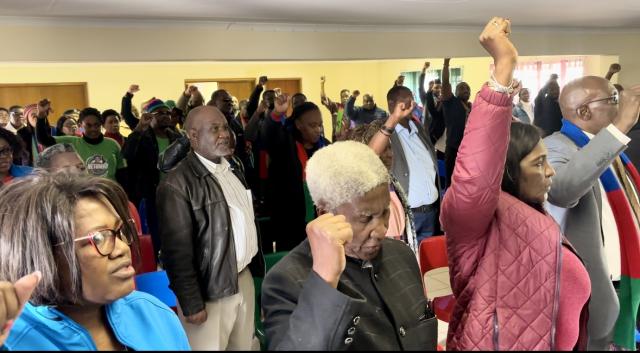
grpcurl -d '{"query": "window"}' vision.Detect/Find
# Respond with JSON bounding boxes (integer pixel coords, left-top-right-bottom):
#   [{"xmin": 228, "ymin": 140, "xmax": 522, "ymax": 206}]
[
  {"xmin": 492, "ymin": 58, "xmax": 585, "ymax": 102},
  {"xmin": 401, "ymin": 67, "xmax": 464, "ymax": 104}
]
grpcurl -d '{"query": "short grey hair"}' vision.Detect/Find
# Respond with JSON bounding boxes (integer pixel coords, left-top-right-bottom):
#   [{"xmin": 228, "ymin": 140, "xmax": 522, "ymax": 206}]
[
  {"xmin": 306, "ymin": 141, "xmax": 389, "ymax": 210},
  {"xmin": 36, "ymin": 143, "xmax": 78, "ymax": 169}
]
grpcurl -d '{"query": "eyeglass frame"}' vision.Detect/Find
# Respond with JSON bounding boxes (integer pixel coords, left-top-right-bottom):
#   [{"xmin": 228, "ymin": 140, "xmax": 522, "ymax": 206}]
[
  {"xmin": 54, "ymin": 223, "xmax": 132, "ymax": 257},
  {"xmin": 576, "ymin": 90, "xmax": 619, "ymax": 116},
  {"xmin": 150, "ymin": 109, "xmax": 171, "ymax": 117}
]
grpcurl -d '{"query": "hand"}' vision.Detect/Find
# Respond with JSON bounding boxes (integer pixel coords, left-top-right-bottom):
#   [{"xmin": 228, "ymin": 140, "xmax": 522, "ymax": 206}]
[
  {"xmin": 608, "ymin": 63, "xmax": 622, "ymax": 75},
  {"xmin": 274, "ymin": 88, "xmax": 282, "ymax": 97},
  {"xmin": 395, "ymin": 75, "xmax": 405, "ymax": 86},
  {"xmin": 307, "ymin": 213, "xmax": 353, "ymax": 288},
  {"xmin": 135, "ymin": 113, "xmax": 152, "ymax": 132},
  {"xmin": 184, "ymin": 85, "xmax": 198, "ymax": 96},
  {"xmin": 389, "ymin": 100, "xmax": 416, "ymax": 125},
  {"xmin": 550, "ymin": 74, "xmax": 559, "ymax": 81},
  {"xmin": 613, "ymin": 85, "xmax": 640, "ymax": 134},
  {"xmin": 184, "ymin": 309, "xmax": 208, "ymax": 325},
  {"xmin": 37, "ymin": 99, "xmax": 52, "ymax": 119},
  {"xmin": 320, "ymin": 76, "xmax": 326, "ymax": 84},
  {"xmin": 479, "ymin": 17, "xmax": 518, "ymax": 86},
  {"xmin": 259, "ymin": 76, "xmax": 268, "ymax": 86},
  {"xmin": 274, "ymin": 94, "xmax": 290, "ymax": 115},
  {"xmin": 257, "ymin": 100, "xmax": 269, "ymax": 114},
  {"xmin": 444, "ymin": 58, "xmax": 451, "ymax": 66},
  {"xmin": 0, "ymin": 272, "xmax": 41, "ymax": 347},
  {"xmin": 128, "ymin": 84, "xmax": 140, "ymax": 95},
  {"xmin": 352, "ymin": 90, "xmax": 361, "ymax": 98},
  {"xmin": 423, "ymin": 61, "xmax": 430, "ymax": 71}
]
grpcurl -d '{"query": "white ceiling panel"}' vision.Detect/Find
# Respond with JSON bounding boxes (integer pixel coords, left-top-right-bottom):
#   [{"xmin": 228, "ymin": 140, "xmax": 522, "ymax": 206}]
[{"xmin": 0, "ymin": 0, "xmax": 637, "ymax": 29}]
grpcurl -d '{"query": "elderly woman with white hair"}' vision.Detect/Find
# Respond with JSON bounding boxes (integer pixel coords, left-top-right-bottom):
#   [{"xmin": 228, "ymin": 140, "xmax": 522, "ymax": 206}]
[{"xmin": 261, "ymin": 141, "xmax": 437, "ymax": 351}]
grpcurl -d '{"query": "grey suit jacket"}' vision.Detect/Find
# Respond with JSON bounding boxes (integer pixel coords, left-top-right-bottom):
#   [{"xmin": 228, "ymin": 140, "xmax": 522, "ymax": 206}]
[
  {"xmin": 261, "ymin": 239, "xmax": 438, "ymax": 351},
  {"xmin": 544, "ymin": 128, "xmax": 627, "ymax": 350}
]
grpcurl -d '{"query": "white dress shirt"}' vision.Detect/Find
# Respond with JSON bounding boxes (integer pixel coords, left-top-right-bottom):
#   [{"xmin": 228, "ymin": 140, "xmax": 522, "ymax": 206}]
[{"xmin": 195, "ymin": 152, "xmax": 258, "ymax": 273}]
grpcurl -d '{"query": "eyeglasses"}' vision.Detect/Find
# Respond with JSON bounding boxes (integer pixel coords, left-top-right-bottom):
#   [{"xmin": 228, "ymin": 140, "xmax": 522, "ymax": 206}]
[
  {"xmin": 0, "ymin": 147, "xmax": 12, "ymax": 157},
  {"xmin": 579, "ymin": 90, "xmax": 619, "ymax": 109},
  {"xmin": 55, "ymin": 224, "xmax": 131, "ymax": 256},
  {"xmin": 151, "ymin": 110, "xmax": 171, "ymax": 117}
]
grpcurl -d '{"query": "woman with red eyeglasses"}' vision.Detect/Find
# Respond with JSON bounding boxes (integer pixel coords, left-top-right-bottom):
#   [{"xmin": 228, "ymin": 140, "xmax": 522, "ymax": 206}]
[{"xmin": 0, "ymin": 172, "xmax": 189, "ymax": 350}]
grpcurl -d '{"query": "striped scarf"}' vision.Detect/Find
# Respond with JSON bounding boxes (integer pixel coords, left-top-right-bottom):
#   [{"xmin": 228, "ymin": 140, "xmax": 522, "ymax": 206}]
[{"xmin": 561, "ymin": 119, "xmax": 640, "ymax": 350}]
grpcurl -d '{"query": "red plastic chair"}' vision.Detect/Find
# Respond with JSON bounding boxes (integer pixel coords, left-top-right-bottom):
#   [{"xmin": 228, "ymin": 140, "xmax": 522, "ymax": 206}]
[
  {"xmin": 127, "ymin": 202, "xmax": 157, "ymax": 274},
  {"xmin": 419, "ymin": 235, "xmax": 456, "ymax": 323}
]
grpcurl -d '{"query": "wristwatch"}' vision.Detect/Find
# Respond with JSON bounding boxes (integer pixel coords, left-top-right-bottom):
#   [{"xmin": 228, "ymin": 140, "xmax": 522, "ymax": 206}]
[{"xmin": 381, "ymin": 125, "xmax": 395, "ymax": 135}]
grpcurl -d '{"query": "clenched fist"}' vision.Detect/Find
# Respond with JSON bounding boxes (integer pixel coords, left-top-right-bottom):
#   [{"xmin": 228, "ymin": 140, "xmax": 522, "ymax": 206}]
[{"xmin": 307, "ymin": 214, "xmax": 354, "ymax": 288}]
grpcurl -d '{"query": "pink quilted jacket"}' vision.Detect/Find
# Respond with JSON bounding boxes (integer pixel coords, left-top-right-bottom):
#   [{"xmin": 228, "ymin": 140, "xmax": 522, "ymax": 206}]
[{"xmin": 440, "ymin": 85, "xmax": 587, "ymax": 350}]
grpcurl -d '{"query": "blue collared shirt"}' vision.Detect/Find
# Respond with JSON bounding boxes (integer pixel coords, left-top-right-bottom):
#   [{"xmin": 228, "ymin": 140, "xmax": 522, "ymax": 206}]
[{"xmin": 395, "ymin": 121, "xmax": 438, "ymax": 208}]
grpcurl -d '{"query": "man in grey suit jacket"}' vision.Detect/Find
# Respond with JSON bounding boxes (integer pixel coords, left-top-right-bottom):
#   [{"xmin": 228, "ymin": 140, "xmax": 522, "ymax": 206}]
[
  {"xmin": 261, "ymin": 141, "xmax": 437, "ymax": 350},
  {"xmin": 544, "ymin": 76, "xmax": 640, "ymax": 350}
]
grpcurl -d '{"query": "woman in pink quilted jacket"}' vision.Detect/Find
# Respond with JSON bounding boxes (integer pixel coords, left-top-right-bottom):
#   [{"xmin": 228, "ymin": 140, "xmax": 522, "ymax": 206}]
[{"xmin": 441, "ymin": 18, "xmax": 590, "ymax": 350}]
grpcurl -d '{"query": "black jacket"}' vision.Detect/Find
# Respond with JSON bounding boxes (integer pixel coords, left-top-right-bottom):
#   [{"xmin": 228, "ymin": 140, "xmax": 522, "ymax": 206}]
[
  {"xmin": 425, "ymin": 90, "xmax": 445, "ymax": 145},
  {"xmin": 122, "ymin": 127, "xmax": 180, "ymax": 202},
  {"xmin": 261, "ymin": 113, "xmax": 330, "ymax": 251},
  {"xmin": 533, "ymin": 88, "xmax": 563, "ymax": 137},
  {"xmin": 156, "ymin": 151, "xmax": 265, "ymax": 316},
  {"xmin": 262, "ymin": 238, "xmax": 438, "ymax": 350}
]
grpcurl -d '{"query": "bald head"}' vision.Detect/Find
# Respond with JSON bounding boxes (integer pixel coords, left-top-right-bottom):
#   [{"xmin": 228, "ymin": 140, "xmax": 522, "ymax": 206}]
[
  {"xmin": 185, "ymin": 105, "xmax": 231, "ymax": 162},
  {"xmin": 560, "ymin": 76, "xmax": 618, "ymax": 134}
]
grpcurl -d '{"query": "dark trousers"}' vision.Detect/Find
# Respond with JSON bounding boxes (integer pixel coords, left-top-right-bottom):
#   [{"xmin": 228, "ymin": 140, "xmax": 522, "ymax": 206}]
[
  {"xmin": 413, "ymin": 207, "xmax": 437, "ymax": 246},
  {"xmin": 445, "ymin": 146, "xmax": 459, "ymax": 188}
]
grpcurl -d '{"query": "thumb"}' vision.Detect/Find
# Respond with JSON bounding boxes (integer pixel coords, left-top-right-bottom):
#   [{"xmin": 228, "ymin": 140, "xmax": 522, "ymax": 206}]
[{"xmin": 14, "ymin": 271, "xmax": 41, "ymax": 307}]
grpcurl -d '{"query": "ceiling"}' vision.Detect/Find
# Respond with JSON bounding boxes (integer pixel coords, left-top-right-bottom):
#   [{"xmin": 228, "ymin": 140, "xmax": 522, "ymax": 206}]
[{"xmin": 0, "ymin": 0, "xmax": 639, "ymax": 29}]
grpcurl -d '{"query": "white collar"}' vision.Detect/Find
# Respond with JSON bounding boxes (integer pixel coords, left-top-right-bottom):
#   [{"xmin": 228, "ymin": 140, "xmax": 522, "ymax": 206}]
[{"xmin": 195, "ymin": 152, "xmax": 230, "ymax": 173}]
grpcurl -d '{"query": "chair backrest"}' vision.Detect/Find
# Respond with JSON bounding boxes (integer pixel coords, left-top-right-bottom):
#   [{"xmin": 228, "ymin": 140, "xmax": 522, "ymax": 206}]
[
  {"xmin": 135, "ymin": 270, "xmax": 177, "ymax": 308},
  {"xmin": 419, "ymin": 235, "xmax": 448, "ymax": 276},
  {"xmin": 136, "ymin": 234, "xmax": 157, "ymax": 274}
]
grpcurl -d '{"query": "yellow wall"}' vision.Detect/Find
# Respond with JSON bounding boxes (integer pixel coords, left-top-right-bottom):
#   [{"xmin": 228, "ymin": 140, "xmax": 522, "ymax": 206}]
[{"xmin": 0, "ymin": 54, "xmax": 618, "ymax": 137}]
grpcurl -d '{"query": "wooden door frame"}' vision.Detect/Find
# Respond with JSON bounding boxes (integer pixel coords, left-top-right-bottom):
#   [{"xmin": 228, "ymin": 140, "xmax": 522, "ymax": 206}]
[
  {"xmin": 0, "ymin": 82, "xmax": 89, "ymax": 107},
  {"xmin": 184, "ymin": 78, "xmax": 256, "ymax": 85}
]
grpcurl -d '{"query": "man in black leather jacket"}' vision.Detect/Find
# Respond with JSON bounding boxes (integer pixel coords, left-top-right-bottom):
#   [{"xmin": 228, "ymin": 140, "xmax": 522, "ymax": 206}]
[{"xmin": 157, "ymin": 105, "xmax": 264, "ymax": 350}]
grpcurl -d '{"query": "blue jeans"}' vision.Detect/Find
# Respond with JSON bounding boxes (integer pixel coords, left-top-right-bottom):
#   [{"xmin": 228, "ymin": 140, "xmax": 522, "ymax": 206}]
[{"xmin": 413, "ymin": 208, "xmax": 436, "ymax": 245}]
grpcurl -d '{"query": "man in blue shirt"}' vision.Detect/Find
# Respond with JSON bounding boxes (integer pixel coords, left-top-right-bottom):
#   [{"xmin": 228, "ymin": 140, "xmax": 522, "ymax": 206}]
[{"xmin": 383, "ymin": 86, "xmax": 441, "ymax": 244}]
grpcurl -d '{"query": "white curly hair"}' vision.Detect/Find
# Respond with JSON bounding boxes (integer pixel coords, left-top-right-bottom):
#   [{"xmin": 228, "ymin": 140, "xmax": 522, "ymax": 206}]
[{"xmin": 306, "ymin": 141, "xmax": 390, "ymax": 211}]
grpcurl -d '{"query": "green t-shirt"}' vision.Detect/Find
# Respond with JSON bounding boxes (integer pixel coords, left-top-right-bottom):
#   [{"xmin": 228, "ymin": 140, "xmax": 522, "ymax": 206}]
[{"xmin": 55, "ymin": 136, "xmax": 125, "ymax": 181}]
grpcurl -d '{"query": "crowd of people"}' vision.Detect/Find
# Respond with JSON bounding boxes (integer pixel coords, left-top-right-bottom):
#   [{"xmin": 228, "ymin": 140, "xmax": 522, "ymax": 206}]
[{"xmin": 0, "ymin": 16, "xmax": 639, "ymax": 351}]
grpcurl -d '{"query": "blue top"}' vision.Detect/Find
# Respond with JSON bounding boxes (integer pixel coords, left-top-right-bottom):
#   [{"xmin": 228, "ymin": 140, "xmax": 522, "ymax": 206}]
[
  {"xmin": 395, "ymin": 120, "xmax": 438, "ymax": 208},
  {"xmin": 9, "ymin": 164, "xmax": 32, "ymax": 178},
  {"xmin": 3, "ymin": 291, "xmax": 190, "ymax": 351}
]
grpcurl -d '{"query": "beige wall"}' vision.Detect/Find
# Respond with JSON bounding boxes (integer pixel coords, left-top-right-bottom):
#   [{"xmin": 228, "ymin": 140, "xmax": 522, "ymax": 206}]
[
  {"xmin": 0, "ymin": 20, "xmax": 635, "ymax": 137},
  {"xmin": 0, "ymin": 55, "xmax": 616, "ymax": 137}
]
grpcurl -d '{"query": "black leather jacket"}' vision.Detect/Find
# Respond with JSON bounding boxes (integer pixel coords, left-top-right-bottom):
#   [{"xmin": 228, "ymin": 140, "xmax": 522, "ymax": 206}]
[{"xmin": 156, "ymin": 151, "xmax": 265, "ymax": 316}]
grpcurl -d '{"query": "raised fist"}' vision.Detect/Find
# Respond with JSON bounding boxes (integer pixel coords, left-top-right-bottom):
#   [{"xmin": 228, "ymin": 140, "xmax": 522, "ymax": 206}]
[
  {"xmin": 184, "ymin": 85, "xmax": 198, "ymax": 96},
  {"xmin": 608, "ymin": 63, "xmax": 622, "ymax": 74},
  {"xmin": 259, "ymin": 76, "xmax": 268, "ymax": 86},
  {"xmin": 352, "ymin": 90, "xmax": 361, "ymax": 98},
  {"xmin": 479, "ymin": 17, "xmax": 517, "ymax": 64},
  {"xmin": 37, "ymin": 99, "xmax": 52, "ymax": 118},
  {"xmin": 128, "ymin": 84, "xmax": 140, "ymax": 94},
  {"xmin": 274, "ymin": 94, "xmax": 290, "ymax": 115}
]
